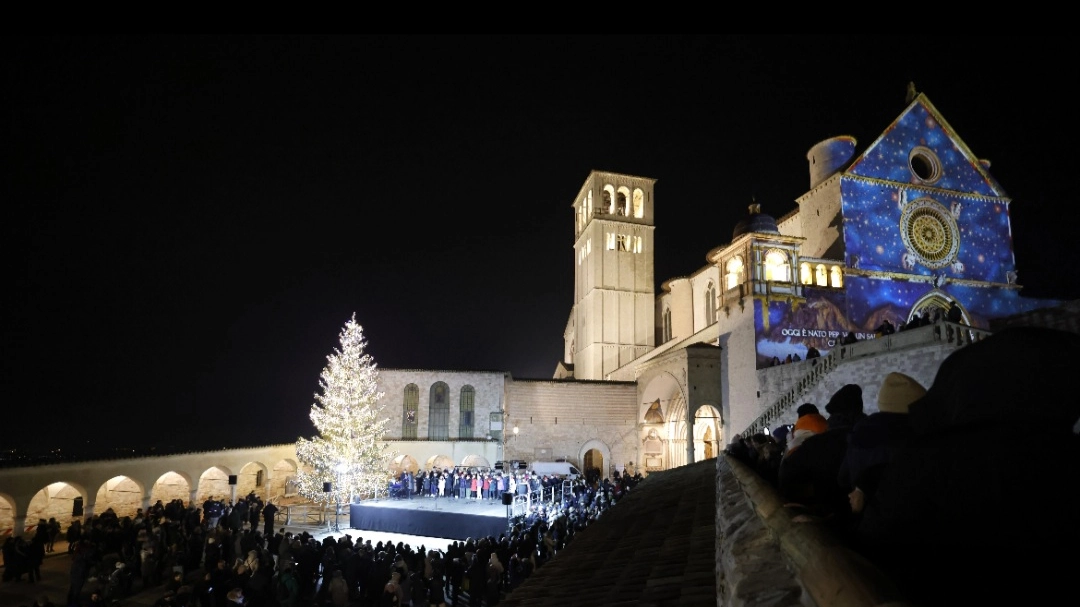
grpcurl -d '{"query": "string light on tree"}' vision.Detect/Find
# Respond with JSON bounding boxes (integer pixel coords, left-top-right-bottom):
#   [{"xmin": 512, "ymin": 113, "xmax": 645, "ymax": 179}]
[{"xmin": 295, "ymin": 314, "xmax": 396, "ymax": 504}]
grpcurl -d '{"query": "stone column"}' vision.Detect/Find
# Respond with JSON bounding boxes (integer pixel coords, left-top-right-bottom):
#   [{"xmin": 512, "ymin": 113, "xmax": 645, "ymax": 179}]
[{"xmin": 685, "ymin": 413, "xmax": 696, "ymax": 465}]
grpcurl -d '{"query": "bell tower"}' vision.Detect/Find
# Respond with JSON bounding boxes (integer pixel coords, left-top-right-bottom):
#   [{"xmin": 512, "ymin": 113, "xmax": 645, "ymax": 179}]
[{"xmin": 566, "ymin": 171, "xmax": 657, "ymax": 380}]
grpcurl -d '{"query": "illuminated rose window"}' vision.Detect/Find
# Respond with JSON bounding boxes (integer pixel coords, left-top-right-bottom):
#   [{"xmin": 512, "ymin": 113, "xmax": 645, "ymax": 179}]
[{"xmin": 900, "ymin": 198, "xmax": 960, "ymax": 269}]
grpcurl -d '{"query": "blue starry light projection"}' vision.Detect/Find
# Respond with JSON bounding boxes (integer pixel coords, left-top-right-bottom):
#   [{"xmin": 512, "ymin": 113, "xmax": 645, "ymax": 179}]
[{"xmin": 749, "ymin": 97, "xmax": 1063, "ymax": 368}]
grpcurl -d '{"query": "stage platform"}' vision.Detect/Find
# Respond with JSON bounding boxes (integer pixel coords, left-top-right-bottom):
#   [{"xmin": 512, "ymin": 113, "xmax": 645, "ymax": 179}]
[{"xmin": 348, "ymin": 495, "xmax": 510, "ymax": 541}]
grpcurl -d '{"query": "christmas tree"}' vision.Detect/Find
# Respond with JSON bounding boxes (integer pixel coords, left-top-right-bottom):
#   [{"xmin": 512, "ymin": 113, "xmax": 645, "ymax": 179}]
[{"xmin": 295, "ymin": 314, "xmax": 395, "ymax": 504}]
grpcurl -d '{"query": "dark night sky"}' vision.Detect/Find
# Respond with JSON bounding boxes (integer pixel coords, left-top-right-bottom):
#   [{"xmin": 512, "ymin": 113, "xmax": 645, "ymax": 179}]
[{"xmin": 7, "ymin": 36, "xmax": 1076, "ymax": 453}]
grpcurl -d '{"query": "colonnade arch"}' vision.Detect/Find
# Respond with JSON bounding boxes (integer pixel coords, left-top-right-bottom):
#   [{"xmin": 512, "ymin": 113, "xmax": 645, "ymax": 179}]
[{"xmin": 0, "ymin": 444, "xmax": 302, "ymax": 538}]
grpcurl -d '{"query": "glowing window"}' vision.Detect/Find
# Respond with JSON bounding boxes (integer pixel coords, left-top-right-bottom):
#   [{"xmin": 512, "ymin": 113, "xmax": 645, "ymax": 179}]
[
  {"xmin": 633, "ymin": 188, "xmax": 644, "ymax": 218},
  {"xmin": 617, "ymin": 234, "xmax": 631, "ymax": 252},
  {"xmin": 403, "ymin": 384, "xmax": 419, "ymax": 439},
  {"xmin": 815, "ymin": 264, "xmax": 828, "ymax": 286},
  {"xmin": 725, "ymin": 256, "xmax": 744, "ymax": 290},
  {"xmin": 764, "ymin": 250, "xmax": 790, "ymax": 282},
  {"xmin": 800, "ymin": 262, "xmax": 812, "ymax": 285},
  {"xmin": 830, "ymin": 266, "xmax": 843, "ymax": 288},
  {"xmin": 606, "ymin": 232, "xmax": 616, "ymax": 250}
]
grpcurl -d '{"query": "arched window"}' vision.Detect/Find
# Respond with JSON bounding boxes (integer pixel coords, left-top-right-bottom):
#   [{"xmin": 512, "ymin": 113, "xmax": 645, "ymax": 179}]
[
  {"xmin": 725, "ymin": 256, "xmax": 744, "ymax": 290},
  {"xmin": 704, "ymin": 282, "xmax": 716, "ymax": 325},
  {"xmin": 799, "ymin": 262, "xmax": 813, "ymax": 285},
  {"xmin": 428, "ymin": 382, "xmax": 450, "ymax": 440},
  {"xmin": 459, "ymin": 385, "xmax": 475, "ymax": 439},
  {"xmin": 617, "ymin": 186, "xmax": 630, "ymax": 216},
  {"xmin": 402, "ymin": 384, "xmax": 419, "ymax": 439},
  {"xmin": 632, "ymin": 188, "xmax": 644, "ymax": 218},
  {"xmin": 663, "ymin": 308, "xmax": 673, "ymax": 342},
  {"xmin": 764, "ymin": 249, "xmax": 790, "ymax": 282},
  {"xmin": 603, "ymin": 185, "xmax": 615, "ymax": 214},
  {"xmin": 830, "ymin": 266, "xmax": 844, "ymax": 288},
  {"xmin": 815, "ymin": 264, "xmax": 828, "ymax": 286}
]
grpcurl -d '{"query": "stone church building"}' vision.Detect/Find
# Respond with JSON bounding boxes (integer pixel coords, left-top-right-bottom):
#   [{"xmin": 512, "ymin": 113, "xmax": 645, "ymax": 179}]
[{"xmin": 371, "ymin": 86, "xmax": 1063, "ymax": 480}]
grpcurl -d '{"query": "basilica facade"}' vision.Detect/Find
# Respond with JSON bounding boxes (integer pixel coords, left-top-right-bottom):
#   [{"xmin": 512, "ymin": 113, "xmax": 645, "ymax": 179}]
[{"xmin": 371, "ymin": 87, "xmax": 1063, "ymax": 479}]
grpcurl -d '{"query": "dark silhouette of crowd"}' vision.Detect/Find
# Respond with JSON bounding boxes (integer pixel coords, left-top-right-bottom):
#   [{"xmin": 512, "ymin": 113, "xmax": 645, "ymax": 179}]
[
  {"xmin": 2, "ymin": 468, "xmax": 642, "ymax": 607},
  {"xmin": 725, "ymin": 326, "xmax": 1080, "ymax": 606}
]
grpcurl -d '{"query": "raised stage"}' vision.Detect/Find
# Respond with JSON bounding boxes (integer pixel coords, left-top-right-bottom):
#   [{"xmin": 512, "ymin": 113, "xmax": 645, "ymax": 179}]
[{"xmin": 348, "ymin": 495, "xmax": 510, "ymax": 541}]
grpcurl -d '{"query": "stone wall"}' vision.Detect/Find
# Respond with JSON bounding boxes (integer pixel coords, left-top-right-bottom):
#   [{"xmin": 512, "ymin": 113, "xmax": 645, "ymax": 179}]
[
  {"xmin": 506, "ymin": 379, "xmax": 638, "ymax": 470},
  {"xmin": 716, "ymin": 455, "xmax": 916, "ymax": 607},
  {"xmin": 747, "ymin": 322, "xmax": 988, "ymax": 435}
]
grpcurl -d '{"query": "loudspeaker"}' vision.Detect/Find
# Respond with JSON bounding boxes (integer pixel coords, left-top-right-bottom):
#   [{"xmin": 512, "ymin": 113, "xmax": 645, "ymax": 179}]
[
  {"xmin": 323, "ymin": 482, "xmax": 333, "ymax": 493},
  {"xmin": 501, "ymin": 492, "xmax": 513, "ymax": 505},
  {"xmin": 72, "ymin": 496, "xmax": 84, "ymax": 517},
  {"xmin": 228, "ymin": 475, "xmax": 238, "ymax": 485}
]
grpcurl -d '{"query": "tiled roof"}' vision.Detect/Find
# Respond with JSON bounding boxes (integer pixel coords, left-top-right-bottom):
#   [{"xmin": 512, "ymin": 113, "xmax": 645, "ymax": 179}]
[{"xmin": 500, "ymin": 458, "xmax": 717, "ymax": 606}]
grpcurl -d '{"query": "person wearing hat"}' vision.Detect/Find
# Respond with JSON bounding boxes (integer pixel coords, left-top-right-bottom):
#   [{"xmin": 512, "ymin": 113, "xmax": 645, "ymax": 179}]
[
  {"xmin": 777, "ymin": 384, "xmax": 864, "ymax": 525},
  {"xmin": 784, "ymin": 412, "xmax": 828, "ymax": 458},
  {"xmin": 838, "ymin": 372, "xmax": 925, "ymax": 517}
]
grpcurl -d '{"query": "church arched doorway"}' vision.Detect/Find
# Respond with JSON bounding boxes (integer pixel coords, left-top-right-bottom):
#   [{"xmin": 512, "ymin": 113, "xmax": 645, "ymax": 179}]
[{"xmin": 583, "ymin": 448, "xmax": 604, "ymax": 484}]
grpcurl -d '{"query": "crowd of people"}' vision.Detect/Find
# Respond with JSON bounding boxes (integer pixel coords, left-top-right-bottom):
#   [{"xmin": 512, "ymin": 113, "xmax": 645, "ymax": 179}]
[
  {"xmin": 726, "ymin": 326, "xmax": 1080, "ymax": 606},
  {"xmin": 2, "ymin": 467, "xmax": 643, "ymax": 607}
]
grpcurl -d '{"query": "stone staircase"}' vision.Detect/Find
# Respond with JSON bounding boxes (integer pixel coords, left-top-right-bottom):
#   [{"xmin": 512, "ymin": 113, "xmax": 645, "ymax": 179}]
[{"xmin": 743, "ymin": 321, "xmax": 992, "ymax": 436}]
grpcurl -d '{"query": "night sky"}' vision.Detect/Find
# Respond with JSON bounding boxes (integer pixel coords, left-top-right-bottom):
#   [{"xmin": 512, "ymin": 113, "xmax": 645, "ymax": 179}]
[{"xmin": 7, "ymin": 36, "xmax": 1076, "ymax": 453}]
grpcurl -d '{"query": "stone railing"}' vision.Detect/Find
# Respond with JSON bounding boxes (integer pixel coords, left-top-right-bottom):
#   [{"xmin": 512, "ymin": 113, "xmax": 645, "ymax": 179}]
[
  {"xmin": 717, "ymin": 454, "xmax": 917, "ymax": 607},
  {"xmin": 743, "ymin": 321, "xmax": 992, "ymax": 436}
]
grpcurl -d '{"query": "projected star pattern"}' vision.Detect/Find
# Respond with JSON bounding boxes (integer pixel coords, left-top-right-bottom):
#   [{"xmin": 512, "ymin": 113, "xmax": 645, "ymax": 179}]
[{"xmin": 749, "ymin": 99, "xmax": 1062, "ymax": 365}]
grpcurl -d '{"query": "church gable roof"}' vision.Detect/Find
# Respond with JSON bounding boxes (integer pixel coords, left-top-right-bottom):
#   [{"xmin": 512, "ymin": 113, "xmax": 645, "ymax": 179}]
[{"xmin": 845, "ymin": 92, "xmax": 1007, "ymax": 198}]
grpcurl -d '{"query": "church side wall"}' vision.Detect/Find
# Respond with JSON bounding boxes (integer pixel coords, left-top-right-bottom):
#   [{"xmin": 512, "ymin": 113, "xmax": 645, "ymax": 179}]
[
  {"xmin": 667, "ymin": 277, "xmax": 694, "ymax": 344},
  {"xmin": 377, "ymin": 370, "xmax": 506, "ymax": 439},
  {"xmin": 505, "ymin": 381, "xmax": 637, "ymax": 473},
  {"xmin": 793, "ymin": 177, "xmax": 843, "ymax": 259},
  {"xmin": 717, "ymin": 308, "xmax": 758, "ymax": 442}
]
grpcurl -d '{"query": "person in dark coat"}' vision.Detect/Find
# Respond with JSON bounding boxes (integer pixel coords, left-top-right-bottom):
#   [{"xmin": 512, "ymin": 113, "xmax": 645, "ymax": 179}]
[
  {"xmin": 777, "ymin": 383, "xmax": 865, "ymax": 529},
  {"xmin": 838, "ymin": 372, "xmax": 924, "ymax": 520},
  {"xmin": 261, "ymin": 501, "xmax": 278, "ymax": 537},
  {"xmin": 856, "ymin": 327, "xmax": 1080, "ymax": 607}
]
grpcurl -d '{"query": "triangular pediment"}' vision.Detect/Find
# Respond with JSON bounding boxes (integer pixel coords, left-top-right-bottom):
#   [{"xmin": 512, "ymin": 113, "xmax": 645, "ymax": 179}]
[{"xmin": 846, "ymin": 93, "xmax": 1006, "ymax": 198}]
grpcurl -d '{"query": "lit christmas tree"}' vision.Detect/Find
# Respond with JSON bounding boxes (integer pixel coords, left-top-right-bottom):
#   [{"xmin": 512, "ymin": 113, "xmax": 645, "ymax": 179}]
[{"xmin": 295, "ymin": 314, "xmax": 395, "ymax": 504}]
